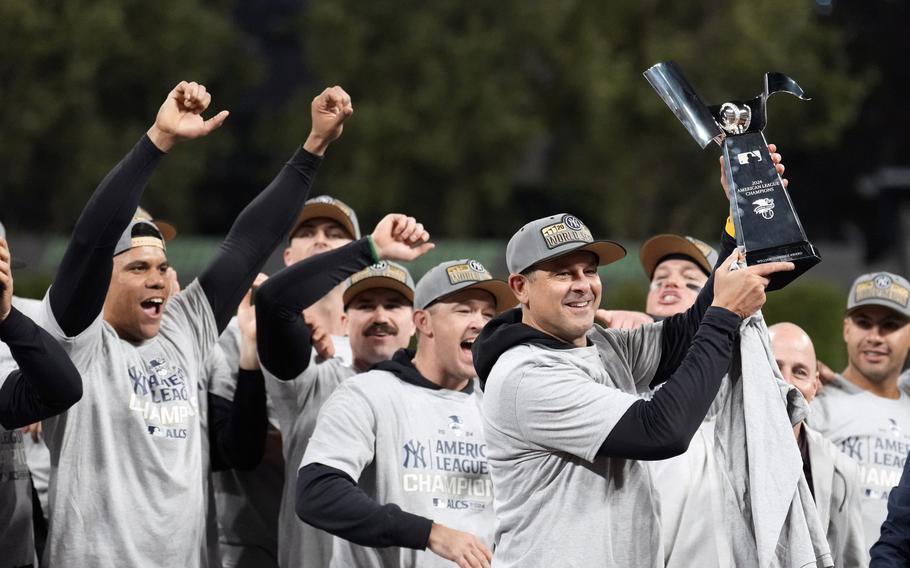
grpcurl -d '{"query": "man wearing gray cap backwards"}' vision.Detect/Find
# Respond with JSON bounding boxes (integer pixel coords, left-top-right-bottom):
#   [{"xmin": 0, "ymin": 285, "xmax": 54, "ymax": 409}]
[
  {"xmin": 807, "ymin": 271, "xmax": 910, "ymax": 550},
  {"xmin": 35, "ymin": 80, "xmax": 352, "ymax": 567},
  {"xmin": 297, "ymin": 258, "xmax": 513, "ymax": 568},
  {"xmin": 472, "ymin": 212, "xmax": 794, "ymax": 567}
]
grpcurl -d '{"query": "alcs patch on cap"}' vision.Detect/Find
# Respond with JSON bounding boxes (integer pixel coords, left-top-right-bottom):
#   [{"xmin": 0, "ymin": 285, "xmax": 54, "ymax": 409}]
[
  {"xmin": 343, "ymin": 260, "xmax": 415, "ymax": 307},
  {"xmin": 350, "ymin": 261, "xmax": 408, "ymax": 285},
  {"xmin": 540, "ymin": 215, "xmax": 593, "ymax": 250},
  {"xmin": 445, "ymin": 260, "xmax": 491, "ymax": 285},
  {"xmin": 854, "ymin": 274, "xmax": 910, "ymax": 308},
  {"xmin": 414, "ymin": 259, "xmax": 514, "ymax": 312}
]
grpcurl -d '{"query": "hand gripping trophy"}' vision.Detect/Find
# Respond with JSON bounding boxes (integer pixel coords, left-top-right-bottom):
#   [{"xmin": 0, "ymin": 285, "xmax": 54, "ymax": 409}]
[{"xmin": 644, "ymin": 61, "xmax": 820, "ymax": 290}]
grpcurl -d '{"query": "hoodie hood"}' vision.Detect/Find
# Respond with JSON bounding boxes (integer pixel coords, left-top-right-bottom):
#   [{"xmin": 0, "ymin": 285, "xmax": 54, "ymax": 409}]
[
  {"xmin": 373, "ymin": 348, "xmax": 474, "ymax": 394},
  {"xmin": 472, "ymin": 307, "xmax": 576, "ymax": 390}
]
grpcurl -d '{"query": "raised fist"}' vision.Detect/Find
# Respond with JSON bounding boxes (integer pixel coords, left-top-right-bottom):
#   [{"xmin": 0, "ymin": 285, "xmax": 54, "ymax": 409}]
[
  {"xmin": 370, "ymin": 214, "xmax": 435, "ymax": 262},
  {"xmin": 147, "ymin": 81, "xmax": 229, "ymax": 151},
  {"xmin": 303, "ymin": 86, "xmax": 354, "ymax": 156}
]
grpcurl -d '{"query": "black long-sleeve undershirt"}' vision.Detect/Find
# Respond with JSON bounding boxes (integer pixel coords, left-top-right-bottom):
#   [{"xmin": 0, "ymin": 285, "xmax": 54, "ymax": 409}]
[
  {"xmin": 50, "ymin": 135, "xmax": 164, "ymax": 337},
  {"xmin": 198, "ymin": 148, "xmax": 323, "ymax": 333},
  {"xmin": 0, "ymin": 308, "xmax": 83, "ymax": 429},
  {"xmin": 296, "ymin": 464, "xmax": 433, "ymax": 550},
  {"xmin": 598, "ymin": 231, "xmax": 740, "ymax": 460},
  {"xmin": 256, "ymin": 237, "xmax": 377, "ymax": 381},
  {"xmin": 49, "ymin": 134, "xmax": 323, "ymax": 338},
  {"xmin": 208, "ymin": 368, "xmax": 267, "ymax": 471},
  {"xmin": 598, "ymin": 307, "xmax": 740, "ymax": 460}
]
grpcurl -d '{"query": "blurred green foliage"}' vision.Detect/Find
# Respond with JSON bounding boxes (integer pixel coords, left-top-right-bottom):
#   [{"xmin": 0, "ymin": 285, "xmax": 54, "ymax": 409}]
[
  {"xmin": 296, "ymin": 0, "xmax": 872, "ymax": 239},
  {"xmin": 0, "ymin": 1, "xmax": 870, "ymax": 366},
  {"xmin": 0, "ymin": 1, "xmax": 871, "ymax": 241},
  {"xmin": 0, "ymin": 0, "xmax": 260, "ymax": 232},
  {"xmin": 762, "ymin": 278, "xmax": 847, "ymax": 370}
]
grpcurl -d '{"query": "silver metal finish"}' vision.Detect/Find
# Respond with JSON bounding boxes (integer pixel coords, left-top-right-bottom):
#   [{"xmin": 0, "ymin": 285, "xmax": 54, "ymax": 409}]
[
  {"xmin": 718, "ymin": 102, "xmax": 752, "ymax": 135},
  {"xmin": 643, "ymin": 61, "xmax": 724, "ymax": 149}
]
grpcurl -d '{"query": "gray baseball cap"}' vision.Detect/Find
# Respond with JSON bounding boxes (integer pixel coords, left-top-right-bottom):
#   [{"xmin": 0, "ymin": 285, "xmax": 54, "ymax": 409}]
[
  {"xmin": 846, "ymin": 272, "xmax": 910, "ymax": 319},
  {"xmin": 114, "ymin": 218, "xmax": 167, "ymax": 257},
  {"xmin": 343, "ymin": 261, "xmax": 415, "ymax": 307},
  {"xmin": 0, "ymin": 221, "xmax": 26, "ymax": 269},
  {"xmin": 414, "ymin": 259, "xmax": 515, "ymax": 313},
  {"xmin": 639, "ymin": 234, "xmax": 718, "ymax": 279},
  {"xmin": 506, "ymin": 213, "xmax": 626, "ymax": 274},
  {"xmin": 290, "ymin": 195, "xmax": 360, "ymax": 242}
]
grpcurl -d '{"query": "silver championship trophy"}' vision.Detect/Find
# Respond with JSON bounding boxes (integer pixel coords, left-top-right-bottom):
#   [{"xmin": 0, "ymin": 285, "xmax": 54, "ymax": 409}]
[{"xmin": 643, "ymin": 61, "xmax": 820, "ymax": 290}]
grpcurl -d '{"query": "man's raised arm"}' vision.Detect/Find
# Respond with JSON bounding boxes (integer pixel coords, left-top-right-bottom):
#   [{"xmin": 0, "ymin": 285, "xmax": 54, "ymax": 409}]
[
  {"xmin": 49, "ymin": 81, "xmax": 227, "ymax": 336},
  {"xmin": 197, "ymin": 86, "xmax": 354, "ymax": 333}
]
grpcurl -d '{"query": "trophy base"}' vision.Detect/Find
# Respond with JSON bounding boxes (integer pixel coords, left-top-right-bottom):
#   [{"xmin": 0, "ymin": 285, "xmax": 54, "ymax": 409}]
[{"xmin": 745, "ymin": 241, "xmax": 821, "ymax": 291}]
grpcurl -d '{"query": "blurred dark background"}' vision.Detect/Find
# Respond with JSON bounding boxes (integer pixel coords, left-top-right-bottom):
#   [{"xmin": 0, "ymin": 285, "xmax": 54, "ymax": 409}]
[{"xmin": 2, "ymin": 0, "xmax": 909, "ymax": 368}]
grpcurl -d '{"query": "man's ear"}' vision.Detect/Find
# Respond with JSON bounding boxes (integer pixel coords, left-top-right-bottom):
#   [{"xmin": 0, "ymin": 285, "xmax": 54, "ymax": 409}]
[
  {"xmin": 413, "ymin": 309, "xmax": 432, "ymax": 337},
  {"xmin": 509, "ymin": 274, "xmax": 531, "ymax": 306}
]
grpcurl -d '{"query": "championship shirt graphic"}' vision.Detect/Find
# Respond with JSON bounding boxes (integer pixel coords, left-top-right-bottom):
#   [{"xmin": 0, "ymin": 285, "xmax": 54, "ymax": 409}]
[
  {"xmin": 0, "ymin": 429, "xmax": 28, "ymax": 483},
  {"xmin": 127, "ymin": 355, "xmax": 199, "ymax": 439},
  {"xmin": 839, "ymin": 418, "xmax": 910, "ymax": 501},
  {"xmin": 400, "ymin": 414, "xmax": 491, "ymax": 512}
]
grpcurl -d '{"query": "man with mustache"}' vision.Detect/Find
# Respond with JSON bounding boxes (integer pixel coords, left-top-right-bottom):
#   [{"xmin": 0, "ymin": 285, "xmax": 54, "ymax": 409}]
[
  {"xmin": 807, "ymin": 272, "xmax": 910, "ymax": 551},
  {"xmin": 213, "ymin": 195, "xmax": 360, "ymax": 568},
  {"xmin": 35, "ymin": 80, "xmax": 352, "ymax": 567},
  {"xmin": 296, "ymin": 258, "xmax": 513, "ymax": 568},
  {"xmin": 254, "ymin": 213, "xmax": 432, "ymax": 568},
  {"xmin": 471, "ymin": 210, "xmax": 793, "ymax": 567}
]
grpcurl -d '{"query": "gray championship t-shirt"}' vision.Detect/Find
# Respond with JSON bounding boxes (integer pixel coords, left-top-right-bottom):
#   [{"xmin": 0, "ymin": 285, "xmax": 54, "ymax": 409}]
[
  {"xmin": 0, "ymin": 346, "xmax": 34, "ymax": 568},
  {"xmin": 39, "ymin": 280, "xmax": 218, "ymax": 567},
  {"xmin": 302, "ymin": 370, "xmax": 496, "ymax": 568},
  {"xmin": 265, "ymin": 335, "xmax": 355, "ymax": 568},
  {"xmin": 807, "ymin": 373, "xmax": 910, "ymax": 549},
  {"xmin": 10, "ymin": 297, "xmax": 52, "ymax": 524},
  {"xmin": 212, "ymin": 319, "xmax": 284, "ymax": 568},
  {"xmin": 481, "ymin": 323, "xmax": 664, "ymax": 568},
  {"xmin": 0, "ymin": 296, "xmax": 51, "ymax": 568}
]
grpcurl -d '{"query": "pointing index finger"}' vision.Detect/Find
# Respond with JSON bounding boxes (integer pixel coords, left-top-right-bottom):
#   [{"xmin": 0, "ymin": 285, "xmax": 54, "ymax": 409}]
[{"xmin": 747, "ymin": 261, "xmax": 795, "ymax": 277}]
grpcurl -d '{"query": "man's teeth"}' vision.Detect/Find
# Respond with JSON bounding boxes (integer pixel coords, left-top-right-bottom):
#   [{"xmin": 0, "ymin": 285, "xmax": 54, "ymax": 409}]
[{"xmin": 567, "ymin": 301, "xmax": 589, "ymax": 308}]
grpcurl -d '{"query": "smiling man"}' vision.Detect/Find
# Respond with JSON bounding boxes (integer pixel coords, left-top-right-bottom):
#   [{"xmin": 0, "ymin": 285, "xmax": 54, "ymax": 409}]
[
  {"xmin": 472, "ymin": 212, "xmax": 793, "ymax": 567},
  {"xmin": 296, "ymin": 258, "xmax": 513, "ymax": 568},
  {"xmin": 807, "ymin": 271, "xmax": 910, "ymax": 550}
]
